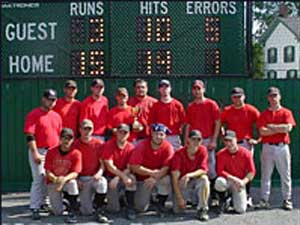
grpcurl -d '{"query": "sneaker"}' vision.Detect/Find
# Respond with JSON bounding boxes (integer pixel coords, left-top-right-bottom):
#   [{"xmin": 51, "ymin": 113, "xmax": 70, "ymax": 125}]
[
  {"xmin": 96, "ymin": 209, "xmax": 109, "ymax": 223},
  {"xmin": 40, "ymin": 204, "xmax": 51, "ymax": 213},
  {"xmin": 31, "ymin": 209, "xmax": 41, "ymax": 220},
  {"xmin": 254, "ymin": 199, "xmax": 270, "ymax": 210},
  {"xmin": 197, "ymin": 208, "xmax": 209, "ymax": 221},
  {"xmin": 247, "ymin": 197, "xmax": 253, "ymax": 207},
  {"xmin": 218, "ymin": 196, "xmax": 232, "ymax": 214},
  {"xmin": 65, "ymin": 212, "xmax": 77, "ymax": 224},
  {"xmin": 126, "ymin": 208, "xmax": 136, "ymax": 220},
  {"xmin": 282, "ymin": 200, "xmax": 293, "ymax": 211},
  {"xmin": 156, "ymin": 205, "xmax": 168, "ymax": 218},
  {"xmin": 211, "ymin": 198, "xmax": 219, "ymax": 207}
]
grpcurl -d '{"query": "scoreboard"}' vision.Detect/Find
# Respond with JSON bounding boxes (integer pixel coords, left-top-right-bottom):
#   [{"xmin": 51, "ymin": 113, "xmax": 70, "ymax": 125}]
[{"xmin": 1, "ymin": 1, "xmax": 248, "ymax": 77}]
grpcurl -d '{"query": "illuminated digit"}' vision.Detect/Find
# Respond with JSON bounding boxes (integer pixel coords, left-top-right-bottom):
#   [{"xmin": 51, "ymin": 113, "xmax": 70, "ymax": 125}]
[
  {"xmin": 89, "ymin": 50, "xmax": 105, "ymax": 75},
  {"xmin": 204, "ymin": 17, "xmax": 220, "ymax": 43},
  {"xmin": 89, "ymin": 17, "xmax": 104, "ymax": 43},
  {"xmin": 71, "ymin": 50, "xmax": 86, "ymax": 76},
  {"xmin": 155, "ymin": 49, "xmax": 172, "ymax": 74},
  {"xmin": 137, "ymin": 49, "xmax": 152, "ymax": 74},
  {"xmin": 205, "ymin": 49, "xmax": 220, "ymax": 75},
  {"xmin": 136, "ymin": 16, "xmax": 152, "ymax": 43},
  {"xmin": 155, "ymin": 16, "xmax": 171, "ymax": 43}
]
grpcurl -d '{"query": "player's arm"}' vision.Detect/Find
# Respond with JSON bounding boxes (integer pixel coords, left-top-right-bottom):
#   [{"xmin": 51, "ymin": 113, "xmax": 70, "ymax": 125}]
[
  {"xmin": 267, "ymin": 123, "xmax": 293, "ymax": 133},
  {"xmin": 93, "ymin": 159, "xmax": 105, "ymax": 180},
  {"xmin": 26, "ymin": 133, "xmax": 42, "ymax": 164},
  {"xmin": 208, "ymin": 119, "xmax": 221, "ymax": 150},
  {"xmin": 104, "ymin": 160, "xmax": 129, "ymax": 182},
  {"xmin": 171, "ymin": 170, "xmax": 186, "ymax": 209},
  {"xmin": 130, "ymin": 164, "xmax": 156, "ymax": 177},
  {"xmin": 241, "ymin": 172, "xmax": 255, "ymax": 186},
  {"xmin": 259, "ymin": 126, "xmax": 278, "ymax": 136},
  {"xmin": 185, "ymin": 169, "xmax": 207, "ymax": 179}
]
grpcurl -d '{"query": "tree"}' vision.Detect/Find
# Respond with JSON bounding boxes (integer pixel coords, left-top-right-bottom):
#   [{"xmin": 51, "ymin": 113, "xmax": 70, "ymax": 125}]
[{"xmin": 251, "ymin": 42, "xmax": 265, "ymax": 79}]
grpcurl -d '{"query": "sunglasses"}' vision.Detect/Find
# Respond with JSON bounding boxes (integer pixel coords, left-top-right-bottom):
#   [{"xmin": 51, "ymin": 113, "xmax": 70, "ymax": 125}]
[
  {"xmin": 83, "ymin": 127, "xmax": 92, "ymax": 131},
  {"xmin": 47, "ymin": 98, "xmax": 57, "ymax": 102},
  {"xmin": 62, "ymin": 136, "xmax": 73, "ymax": 140},
  {"xmin": 190, "ymin": 137, "xmax": 202, "ymax": 141}
]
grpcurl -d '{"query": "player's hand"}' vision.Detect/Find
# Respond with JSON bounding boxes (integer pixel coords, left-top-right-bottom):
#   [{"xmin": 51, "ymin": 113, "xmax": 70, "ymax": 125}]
[
  {"xmin": 93, "ymin": 173, "xmax": 102, "ymax": 181},
  {"xmin": 248, "ymin": 138, "xmax": 258, "ymax": 145},
  {"xmin": 109, "ymin": 176, "xmax": 120, "ymax": 190},
  {"xmin": 122, "ymin": 175, "xmax": 134, "ymax": 187},
  {"xmin": 207, "ymin": 140, "xmax": 217, "ymax": 150},
  {"xmin": 33, "ymin": 152, "xmax": 42, "ymax": 164},
  {"xmin": 150, "ymin": 169, "xmax": 161, "ymax": 180},
  {"xmin": 56, "ymin": 176, "xmax": 66, "ymax": 192},
  {"xmin": 177, "ymin": 197, "xmax": 186, "ymax": 209},
  {"xmin": 144, "ymin": 177, "xmax": 157, "ymax": 190},
  {"xmin": 179, "ymin": 175, "xmax": 189, "ymax": 187},
  {"xmin": 233, "ymin": 179, "xmax": 245, "ymax": 192},
  {"xmin": 77, "ymin": 180, "xmax": 83, "ymax": 190}
]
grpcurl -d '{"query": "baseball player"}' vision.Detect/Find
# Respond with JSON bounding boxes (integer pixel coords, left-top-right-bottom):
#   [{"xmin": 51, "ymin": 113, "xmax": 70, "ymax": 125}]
[
  {"xmin": 53, "ymin": 80, "xmax": 81, "ymax": 137},
  {"xmin": 149, "ymin": 79, "xmax": 185, "ymax": 150},
  {"xmin": 128, "ymin": 123, "xmax": 174, "ymax": 218},
  {"xmin": 44, "ymin": 128, "xmax": 82, "ymax": 224},
  {"xmin": 72, "ymin": 119, "xmax": 108, "ymax": 223},
  {"xmin": 256, "ymin": 87, "xmax": 295, "ymax": 210},
  {"xmin": 184, "ymin": 79, "xmax": 221, "ymax": 206},
  {"xmin": 101, "ymin": 124, "xmax": 136, "ymax": 219},
  {"xmin": 215, "ymin": 130, "xmax": 256, "ymax": 214},
  {"xmin": 79, "ymin": 78, "xmax": 109, "ymax": 141},
  {"xmin": 24, "ymin": 89, "xmax": 62, "ymax": 220},
  {"xmin": 106, "ymin": 87, "xmax": 138, "ymax": 142},
  {"xmin": 221, "ymin": 87, "xmax": 260, "ymax": 206},
  {"xmin": 128, "ymin": 79, "xmax": 158, "ymax": 143},
  {"xmin": 171, "ymin": 129, "xmax": 210, "ymax": 221}
]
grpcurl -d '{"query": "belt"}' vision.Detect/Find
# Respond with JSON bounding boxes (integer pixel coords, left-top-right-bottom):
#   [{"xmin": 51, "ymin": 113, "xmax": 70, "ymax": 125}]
[
  {"xmin": 268, "ymin": 142, "xmax": 285, "ymax": 146},
  {"xmin": 237, "ymin": 139, "xmax": 248, "ymax": 144}
]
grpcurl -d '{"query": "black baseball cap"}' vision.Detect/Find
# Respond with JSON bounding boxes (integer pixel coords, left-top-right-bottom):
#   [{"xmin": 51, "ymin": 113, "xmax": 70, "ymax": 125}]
[
  {"xmin": 267, "ymin": 86, "xmax": 280, "ymax": 95},
  {"xmin": 231, "ymin": 87, "xmax": 244, "ymax": 96},
  {"xmin": 117, "ymin": 123, "xmax": 130, "ymax": 132},
  {"xmin": 64, "ymin": 80, "xmax": 77, "ymax": 88},
  {"xmin": 188, "ymin": 130, "xmax": 202, "ymax": 139},
  {"xmin": 91, "ymin": 78, "xmax": 104, "ymax": 87},
  {"xmin": 60, "ymin": 128, "xmax": 74, "ymax": 139},
  {"xmin": 43, "ymin": 89, "xmax": 57, "ymax": 100},
  {"xmin": 158, "ymin": 79, "xmax": 171, "ymax": 88}
]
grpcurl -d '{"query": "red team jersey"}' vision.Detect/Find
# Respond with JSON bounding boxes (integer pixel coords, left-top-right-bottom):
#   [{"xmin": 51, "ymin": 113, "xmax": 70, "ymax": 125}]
[
  {"xmin": 24, "ymin": 108, "xmax": 62, "ymax": 148},
  {"xmin": 44, "ymin": 146, "xmax": 82, "ymax": 183},
  {"xmin": 79, "ymin": 96, "xmax": 109, "ymax": 136},
  {"xmin": 101, "ymin": 139, "xmax": 135, "ymax": 177},
  {"xmin": 221, "ymin": 104, "xmax": 260, "ymax": 141},
  {"xmin": 128, "ymin": 96, "xmax": 158, "ymax": 138},
  {"xmin": 72, "ymin": 137, "xmax": 103, "ymax": 176},
  {"xmin": 129, "ymin": 139, "xmax": 174, "ymax": 181},
  {"xmin": 171, "ymin": 145, "xmax": 208, "ymax": 178},
  {"xmin": 149, "ymin": 99, "xmax": 185, "ymax": 135},
  {"xmin": 185, "ymin": 99, "xmax": 220, "ymax": 138},
  {"xmin": 216, "ymin": 146, "xmax": 256, "ymax": 179},
  {"xmin": 257, "ymin": 107, "xmax": 296, "ymax": 144},
  {"xmin": 53, "ymin": 98, "xmax": 81, "ymax": 137}
]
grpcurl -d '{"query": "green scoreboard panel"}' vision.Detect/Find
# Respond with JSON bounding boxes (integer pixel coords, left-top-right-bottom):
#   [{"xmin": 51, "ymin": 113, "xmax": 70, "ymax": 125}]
[{"xmin": 1, "ymin": 1, "xmax": 248, "ymax": 77}]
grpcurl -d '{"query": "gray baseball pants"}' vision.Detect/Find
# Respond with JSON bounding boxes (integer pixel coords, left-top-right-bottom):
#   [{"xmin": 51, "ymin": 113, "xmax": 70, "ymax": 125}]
[
  {"xmin": 47, "ymin": 179, "xmax": 79, "ymax": 215},
  {"xmin": 28, "ymin": 148, "xmax": 48, "ymax": 209},
  {"xmin": 173, "ymin": 175, "xmax": 210, "ymax": 213},
  {"xmin": 78, "ymin": 176, "xmax": 108, "ymax": 215},
  {"xmin": 260, "ymin": 143, "xmax": 292, "ymax": 201},
  {"xmin": 202, "ymin": 138, "xmax": 217, "ymax": 179},
  {"xmin": 166, "ymin": 135, "xmax": 182, "ymax": 151}
]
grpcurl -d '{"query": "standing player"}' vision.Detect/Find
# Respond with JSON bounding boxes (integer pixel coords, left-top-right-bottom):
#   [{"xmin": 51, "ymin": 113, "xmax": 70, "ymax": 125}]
[
  {"xmin": 129, "ymin": 123, "xmax": 174, "ymax": 218},
  {"xmin": 72, "ymin": 119, "xmax": 108, "ymax": 223},
  {"xmin": 221, "ymin": 87, "xmax": 260, "ymax": 205},
  {"xmin": 184, "ymin": 80, "xmax": 220, "ymax": 205},
  {"xmin": 215, "ymin": 130, "xmax": 256, "ymax": 214},
  {"xmin": 79, "ymin": 78, "xmax": 108, "ymax": 141},
  {"xmin": 45, "ymin": 128, "xmax": 82, "ymax": 224},
  {"xmin": 149, "ymin": 79, "xmax": 185, "ymax": 150},
  {"xmin": 171, "ymin": 130, "xmax": 210, "ymax": 221},
  {"xmin": 256, "ymin": 87, "xmax": 295, "ymax": 210},
  {"xmin": 101, "ymin": 124, "xmax": 136, "ymax": 219},
  {"xmin": 128, "ymin": 79, "xmax": 158, "ymax": 143},
  {"xmin": 53, "ymin": 80, "xmax": 81, "ymax": 137},
  {"xmin": 24, "ymin": 89, "xmax": 62, "ymax": 220}
]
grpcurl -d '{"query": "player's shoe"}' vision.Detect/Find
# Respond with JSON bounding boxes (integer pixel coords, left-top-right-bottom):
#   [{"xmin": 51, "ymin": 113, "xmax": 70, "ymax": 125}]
[
  {"xmin": 197, "ymin": 207, "xmax": 209, "ymax": 221},
  {"xmin": 96, "ymin": 209, "xmax": 109, "ymax": 223},
  {"xmin": 31, "ymin": 209, "xmax": 41, "ymax": 220},
  {"xmin": 254, "ymin": 199, "xmax": 270, "ymax": 210},
  {"xmin": 65, "ymin": 212, "xmax": 77, "ymax": 224},
  {"xmin": 282, "ymin": 200, "xmax": 293, "ymax": 211},
  {"xmin": 247, "ymin": 197, "xmax": 253, "ymax": 207},
  {"xmin": 126, "ymin": 208, "xmax": 137, "ymax": 220}
]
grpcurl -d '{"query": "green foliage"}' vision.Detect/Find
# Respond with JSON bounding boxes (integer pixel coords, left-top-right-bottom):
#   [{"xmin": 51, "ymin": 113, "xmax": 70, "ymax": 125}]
[{"xmin": 251, "ymin": 42, "xmax": 265, "ymax": 79}]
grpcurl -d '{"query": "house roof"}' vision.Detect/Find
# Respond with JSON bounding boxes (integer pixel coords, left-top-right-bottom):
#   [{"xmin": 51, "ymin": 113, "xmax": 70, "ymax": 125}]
[{"xmin": 260, "ymin": 17, "xmax": 300, "ymax": 45}]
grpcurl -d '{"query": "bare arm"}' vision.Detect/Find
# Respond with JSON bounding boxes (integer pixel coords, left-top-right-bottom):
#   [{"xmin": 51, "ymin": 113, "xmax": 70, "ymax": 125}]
[{"xmin": 171, "ymin": 170, "xmax": 185, "ymax": 207}]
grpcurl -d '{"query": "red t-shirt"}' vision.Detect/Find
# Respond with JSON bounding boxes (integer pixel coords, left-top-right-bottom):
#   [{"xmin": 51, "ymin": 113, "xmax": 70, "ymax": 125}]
[
  {"xmin": 79, "ymin": 95, "xmax": 108, "ymax": 136},
  {"xmin": 171, "ymin": 146, "xmax": 208, "ymax": 178},
  {"xmin": 44, "ymin": 146, "xmax": 82, "ymax": 183},
  {"xmin": 24, "ymin": 108, "xmax": 62, "ymax": 148},
  {"xmin": 128, "ymin": 95, "xmax": 158, "ymax": 138},
  {"xmin": 72, "ymin": 137, "xmax": 103, "ymax": 176},
  {"xmin": 216, "ymin": 146, "xmax": 256, "ymax": 179},
  {"xmin": 53, "ymin": 98, "xmax": 81, "ymax": 137},
  {"xmin": 101, "ymin": 139, "xmax": 135, "ymax": 177},
  {"xmin": 149, "ymin": 99, "xmax": 185, "ymax": 135},
  {"xmin": 106, "ymin": 105, "xmax": 136, "ymax": 141},
  {"xmin": 221, "ymin": 104, "xmax": 260, "ymax": 141},
  {"xmin": 185, "ymin": 99, "xmax": 220, "ymax": 138},
  {"xmin": 257, "ymin": 107, "xmax": 296, "ymax": 144},
  {"xmin": 129, "ymin": 139, "xmax": 174, "ymax": 181}
]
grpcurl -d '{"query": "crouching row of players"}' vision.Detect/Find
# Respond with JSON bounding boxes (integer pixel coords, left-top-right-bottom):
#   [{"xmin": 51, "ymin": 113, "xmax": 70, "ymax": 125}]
[{"xmin": 45, "ymin": 120, "xmax": 255, "ymax": 223}]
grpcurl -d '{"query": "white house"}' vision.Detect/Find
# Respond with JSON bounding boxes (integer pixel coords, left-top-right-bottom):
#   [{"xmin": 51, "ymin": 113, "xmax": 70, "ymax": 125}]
[{"xmin": 260, "ymin": 16, "xmax": 300, "ymax": 79}]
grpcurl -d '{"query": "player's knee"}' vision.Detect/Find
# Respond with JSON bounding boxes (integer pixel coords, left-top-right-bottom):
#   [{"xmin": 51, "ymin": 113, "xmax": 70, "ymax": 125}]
[{"xmin": 214, "ymin": 177, "xmax": 228, "ymax": 192}]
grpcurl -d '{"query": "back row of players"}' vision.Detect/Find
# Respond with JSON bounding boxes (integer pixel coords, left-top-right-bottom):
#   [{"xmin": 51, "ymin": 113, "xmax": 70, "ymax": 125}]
[{"xmin": 24, "ymin": 78, "xmax": 295, "ymax": 223}]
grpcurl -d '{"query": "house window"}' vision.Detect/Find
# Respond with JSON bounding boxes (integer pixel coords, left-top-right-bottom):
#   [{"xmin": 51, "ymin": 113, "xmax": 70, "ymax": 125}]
[
  {"xmin": 267, "ymin": 70, "xmax": 277, "ymax": 79},
  {"xmin": 267, "ymin": 48, "xmax": 277, "ymax": 63},
  {"xmin": 286, "ymin": 70, "xmax": 298, "ymax": 78},
  {"xmin": 284, "ymin": 46, "xmax": 295, "ymax": 63}
]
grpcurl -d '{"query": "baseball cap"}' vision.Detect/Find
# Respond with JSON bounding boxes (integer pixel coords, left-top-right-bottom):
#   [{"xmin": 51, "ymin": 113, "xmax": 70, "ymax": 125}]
[
  {"xmin": 116, "ymin": 87, "xmax": 128, "ymax": 96},
  {"xmin": 192, "ymin": 80, "xmax": 205, "ymax": 88},
  {"xmin": 60, "ymin": 128, "xmax": 74, "ymax": 139},
  {"xmin": 151, "ymin": 123, "xmax": 171, "ymax": 135},
  {"xmin": 188, "ymin": 130, "xmax": 202, "ymax": 139},
  {"xmin": 81, "ymin": 119, "xmax": 94, "ymax": 129},
  {"xmin": 64, "ymin": 80, "xmax": 77, "ymax": 88},
  {"xmin": 43, "ymin": 89, "xmax": 57, "ymax": 100},
  {"xmin": 224, "ymin": 130, "xmax": 237, "ymax": 140},
  {"xmin": 267, "ymin": 86, "xmax": 280, "ymax": 95},
  {"xmin": 158, "ymin": 79, "xmax": 171, "ymax": 88},
  {"xmin": 231, "ymin": 87, "xmax": 244, "ymax": 96},
  {"xmin": 91, "ymin": 78, "xmax": 104, "ymax": 87},
  {"xmin": 117, "ymin": 123, "xmax": 130, "ymax": 132}
]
